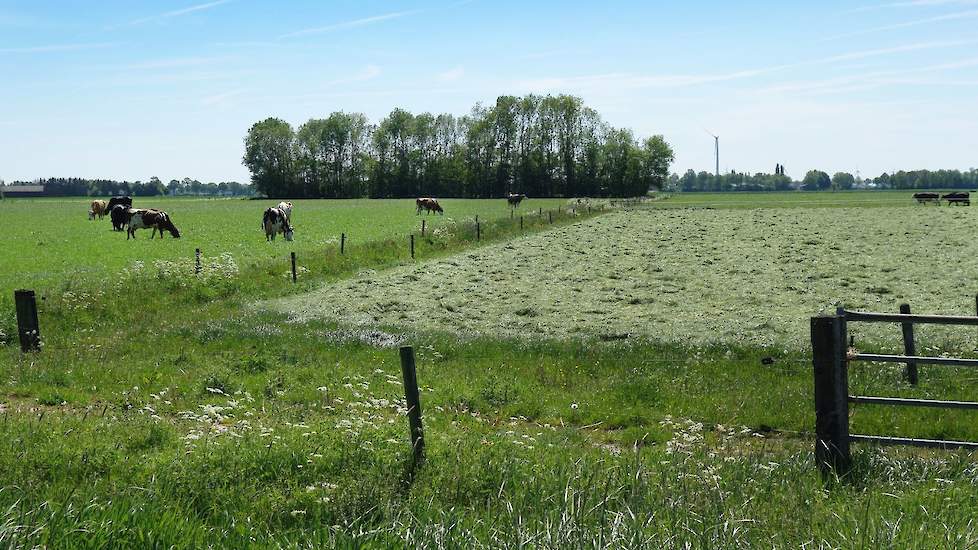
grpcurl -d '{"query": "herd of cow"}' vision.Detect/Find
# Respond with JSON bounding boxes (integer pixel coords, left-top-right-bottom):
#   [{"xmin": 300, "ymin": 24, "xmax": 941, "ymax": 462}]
[
  {"xmin": 87, "ymin": 193, "xmax": 529, "ymax": 242},
  {"xmin": 912, "ymin": 192, "xmax": 971, "ymax": 205},
  {"xmin": 89, "ymin": 197, "xmax": 181, "ymax": 240},
  {"xmin": 88, "ymin": 197, "xmax": 297, "ymax": 242},
  {"xmin": 415, "ymin": 193, "xmax": 527, "ymax": 215}
]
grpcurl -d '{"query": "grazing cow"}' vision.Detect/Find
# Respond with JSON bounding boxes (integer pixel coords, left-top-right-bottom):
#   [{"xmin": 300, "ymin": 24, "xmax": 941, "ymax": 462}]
[
  {"xmin": 90, "ymin": 199, "xmax": 108, "ymax": 219},
  {"xmin": 263, "ymin": 207, "xmax": 294, "ymax": 241},
  {"xmin": 107, "ymin": 196, "xmax": 132, "ymax": 213},
  {"xmin": 415, "ymin": 197, "xmax": 444, "ymax": 215},
  {"xmin": 942, "ymin": 192, "xmax": 970, "ymax": 206},
  {"xmin": 506, "ymin": 193, "xmax": 527, "ymax": 208},
  {"xmin": 912, "ymin": 192, "xmax": 940, "ymax": 205},
  {"xmin": 88, "ymin": 210, "xmax": 96, "ymax": 220},
  {"xmin": 126, "ymin": 209, "xmax": 181, "ymax": 239},
  {"xmin": 110, "ymin": 204, "xmax": 130, "ymax": 231},
  {"xmin": 276, "ymin": 201, "xmax": 294, "ymax": 224}
]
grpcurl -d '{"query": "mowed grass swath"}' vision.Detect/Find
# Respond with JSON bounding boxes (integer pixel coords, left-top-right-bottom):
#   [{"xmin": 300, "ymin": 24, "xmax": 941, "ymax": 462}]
[{"xmin": 4, "ymin": 193, "xmax": 978, "ymax": 547}]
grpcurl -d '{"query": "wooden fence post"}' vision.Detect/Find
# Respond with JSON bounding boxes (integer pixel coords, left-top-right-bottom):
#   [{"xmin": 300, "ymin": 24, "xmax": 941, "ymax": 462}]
[
  {"xmin": 290, "ymin": 252, "xmax": 297, "ymax": 283},
  {"xmin": 520, "ymin": 216, "xmax": 523, "ymax": 232},
  {"xmin": 421, "ymin": 219, "xmax": 425, "ymax": 236},
  {"xmin": 14, "ymin": 290, "xmax": 40, "ymax": 353},
  {"xmin": 399, "ymin": 346, "xmax": 424, "ymax": 462},
  {"xmin": 900, "ymin": 303, "xmax": 918, "ymax": 385},
  {"xmin": 340, "ymin": 233, "xmax": 345, "ymax": 255},
  {"xmin": 195, "ymin": 248, "xmax": 201, "ymax": 274},
  {"xmin": 812, "ymin": 314, "xmax": 851, "ymax": 476},
  {"xmin": 548, "ymin": 211, "xmax": 553, "ymax": 224},
  {"xmin": 476, "ymin": 222, "xmax": 481, "ymax": 242},
  {"xmin": 539, "ymin": 207, "xmax": 542, "ymax": 217},
  {"xmin": 410, "ymin": 234, "xmax": 415, "ymax": 258}
]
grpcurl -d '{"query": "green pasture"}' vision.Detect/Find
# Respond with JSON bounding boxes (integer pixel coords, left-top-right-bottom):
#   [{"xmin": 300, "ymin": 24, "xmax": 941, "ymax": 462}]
[
  {"xmin": 0, "ymin": 196, "xmax": 570, "ymax": 296},
  {"xmin": 2, "ymin": 192, "xmax": 978, "ymax": 547}
]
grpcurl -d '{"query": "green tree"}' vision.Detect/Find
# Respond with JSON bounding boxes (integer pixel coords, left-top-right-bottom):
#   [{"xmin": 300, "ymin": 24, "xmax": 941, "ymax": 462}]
[
  {"xmin": 243, "ymin": 118, "xmax": 298, "ymax": 198},
  {"xmin": 802, "ymin": 170, "xmax": 831, "ymax": 191},
  {"xmin": 831, "ymin": 172, "xmax": 855, "ymax": 190}
]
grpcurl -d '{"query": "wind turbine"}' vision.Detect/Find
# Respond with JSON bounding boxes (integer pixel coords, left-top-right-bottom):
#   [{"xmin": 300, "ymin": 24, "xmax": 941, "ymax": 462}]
[{"xmin": 704, "ymin": 130, "xmax": 719, "ymax": 177}]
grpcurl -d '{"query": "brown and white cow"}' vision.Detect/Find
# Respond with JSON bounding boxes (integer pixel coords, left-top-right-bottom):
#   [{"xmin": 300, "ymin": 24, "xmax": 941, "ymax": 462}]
[
  {"xmin": 506, "ymin": 193, "xmax": 527, "ymax": 208},
  {"xmin": 126, "ymin": 209, "xmax": 181, "ymax": 240},
  {"xmin": 415, "ymin": 197, "xmax": 444, "ymax": 215},
  {"xmin": 90, "ymin": 199, "xmax": 108, "ymax": 220},
  {"xmin": 276, "ymin": 201, "xmax": 294, "ymax": 224},
  {"xmin": 263, "ymin": 207, "xmax": 294, "ymax": 241}
]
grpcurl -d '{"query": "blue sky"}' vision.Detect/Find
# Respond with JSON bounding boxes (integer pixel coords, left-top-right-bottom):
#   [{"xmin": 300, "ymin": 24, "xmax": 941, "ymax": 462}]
[{"xmin": 1, "ymin": 0, "xmax": 977, "ymax": 183}]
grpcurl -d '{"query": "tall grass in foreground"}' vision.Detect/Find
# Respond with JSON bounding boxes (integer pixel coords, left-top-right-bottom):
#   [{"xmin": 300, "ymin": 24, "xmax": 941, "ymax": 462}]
[{"xmin": 2, "ymin": 407, "xmax": 977, "ymax": 548}]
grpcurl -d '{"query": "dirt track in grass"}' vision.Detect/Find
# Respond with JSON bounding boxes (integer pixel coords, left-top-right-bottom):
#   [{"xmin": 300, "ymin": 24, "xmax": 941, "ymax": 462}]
[{"xmin": 273, "ymin": 206, "xmax": 978, "ymax": 349}]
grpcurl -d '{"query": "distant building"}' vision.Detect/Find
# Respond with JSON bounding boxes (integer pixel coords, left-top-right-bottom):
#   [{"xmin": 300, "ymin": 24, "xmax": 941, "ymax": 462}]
[{"xmin": 0, "ymin": 184, "xmax": 46, "ymax": 198}]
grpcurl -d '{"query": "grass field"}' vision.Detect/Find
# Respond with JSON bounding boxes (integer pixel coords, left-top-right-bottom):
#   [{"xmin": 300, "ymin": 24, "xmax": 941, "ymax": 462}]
[
  {"xmin": 0, "ymin": 197, "xmax": 572, "ymax": 296},
  {"xmin": 3, "ymin": 192, "xmax": 978, "ymax": 547}
]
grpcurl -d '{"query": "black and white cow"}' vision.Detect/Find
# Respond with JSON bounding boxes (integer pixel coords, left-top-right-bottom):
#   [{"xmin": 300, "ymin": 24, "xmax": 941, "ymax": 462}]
[
  {"xmin": 263, "ymin": 207, "xmax": 294, "ymax": 241},
  {"xmin": 126, "ymin": 209, "xmax": 181, "ymax": 239},
  {"xmin": 107, "ymin": 196, "xmax": 132, "ymax": 212},
  {"xmin": 110, "ymin": 204, "xmax": 130, "ymax": 231},
  {"xmin": 276, "ymin": 201, "xmax": 294, "ymax": 224}
]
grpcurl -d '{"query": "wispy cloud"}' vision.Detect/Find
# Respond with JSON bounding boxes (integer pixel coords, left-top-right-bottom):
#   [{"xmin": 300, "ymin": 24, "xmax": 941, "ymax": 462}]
[
  {"xmin": 825, "ymin": 8, "xmax": 978, "ymax": 40},
  {"xmin": 519, "ymin": 40, "xmax": 974, "ymax": 93},
  {"xmin": 117, "ymin": 56, "xmax": 232, "ymax": 71},
  {"xmin": 279, "ymin": 10, "xmax": 421, "ymax": 39},
  {"xmin": 437, "ymin": 66, "xmax": 465, "ymax": 82},
  {"xmin": 0, "ymin": 42, "xmax": 116, "ymax": 54},
  {"xmin": 201, "ymin": 88, "xmax": 246, "ymax": 106},
  {"xmin": 326, "ymin": 65, "xmax": 382, "ymax": 86},
  {"xmin": 119, "ymin": 0, "xmax": 233, "ymax": 27},
  {"xmin": 758, "ymin": 56, "xmax": 978, "ymax": 95}
]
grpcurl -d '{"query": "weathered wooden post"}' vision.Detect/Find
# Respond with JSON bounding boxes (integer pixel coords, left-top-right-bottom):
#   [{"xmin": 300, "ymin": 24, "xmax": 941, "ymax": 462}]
[
  {"xmin": 588, "ymin": 205, "xmax": 591, "ymax": 215},
  {"xmin": 476, "ymin": 222, "xmax": 481, "ymax": 242},
  {"xmin": 410, "ymin": 234, "xmax": 415, "ymax": 258},
  {"xmin": 548, "ymin": 211, "xmax": 553, "ymax": 224},
  {"xmin": 900, "ymin": 303, "xmax": 918, "ymax": 385},
  {"xmin": 475, "ymin": 214, "xmax": 479, "ymax": 225},
  {"xmin": 520, "ymin": 216, "xmax": 523, "ymax": 232},
  {"xmin": 340, "ymin": 233, "xmax": 345, "ymax": 255},
  {"xmin": 421, "ymin": 219, "xmax": 425, "ymax": 236},
  {"xmin": 14, "ymin": 290, "xmax": 41, "ymax": 353},
  {"xmin": 539, "ymin": 207, "xmax": 542, "ymax": 217},
  {"xmin": 399, "ymin": 346, "xmax": 424, "ymax": 461},
  {"xmin": 290, "ymin": 252, "xmax": 297, "ymax": 283},
  {"xmin": 194, "ymin": 248, "xmax": 201, "ymax": 274},
  {"xmin": 812, "ymin": 314, "xmax": 850, "ymax": 476}
]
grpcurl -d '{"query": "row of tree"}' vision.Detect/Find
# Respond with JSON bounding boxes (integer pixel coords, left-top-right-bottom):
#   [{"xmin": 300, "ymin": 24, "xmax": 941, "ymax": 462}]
[
  {"xmin": 667, "ymin": 168, "xmax": 978, "ymax": 192},
  {"xmin": 243, "ymin": 94, "xmax": 675, "ymax": 199},
  {"xmin": 3, "ymin": 177, "xmax": 254, "ymax": 197}
]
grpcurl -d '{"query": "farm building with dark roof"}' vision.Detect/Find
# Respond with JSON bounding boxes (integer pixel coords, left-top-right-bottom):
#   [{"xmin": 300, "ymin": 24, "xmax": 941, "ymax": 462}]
[{"xmin": 0, "ymin": 185, "xmax": 46, "ymax": 198}]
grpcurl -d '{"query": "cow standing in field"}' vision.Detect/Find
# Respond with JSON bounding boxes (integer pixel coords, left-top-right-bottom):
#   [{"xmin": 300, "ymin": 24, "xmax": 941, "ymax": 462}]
[
  {"xmin": 110, "ymin": 204, "xmax": 130, "ymax": 231},
  {"xmin": 913, "ymin": 192, "xmax": 940, "ymax": 205},
  {"xmin": 507, "ymin": 193, "xmax": 527, "ymax": 208},
  {"xmin": 942, "ymin": 192, "xmax": 971, "ymax": 206},
  {"xmin": 90, "ymin": 199, "xmax": 108, "ymax": 219},
  {"xmin": 263, "ymin": 207, "xmax": 294, "ymax": 241},
  {"xmin": 416, "ymin": 197, "xmax": 444, "ymax": 215},
  {"xmin": 276, "ymin": 201, "xmax": 294, "ymax": 224},
  {"xmin": 107, "ymin": 196, "xmax": 132, "ymax": 213},
  {"xmin": 126, "ymin": 209, "xmax": 181, "ymax": 239}
]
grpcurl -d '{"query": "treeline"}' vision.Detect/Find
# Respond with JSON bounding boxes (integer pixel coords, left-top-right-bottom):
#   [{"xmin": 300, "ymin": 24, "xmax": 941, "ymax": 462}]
[
  {"xmin": 4, "ymin": 177, "xmax": 254, "ymax": 197},
  {"xmin": 243, "ymin": 94, "xmax": 674, "ymax": 199},
  {"xmin": 667, "ymin": 168, "xmax": 978, "ymax": 192}
]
